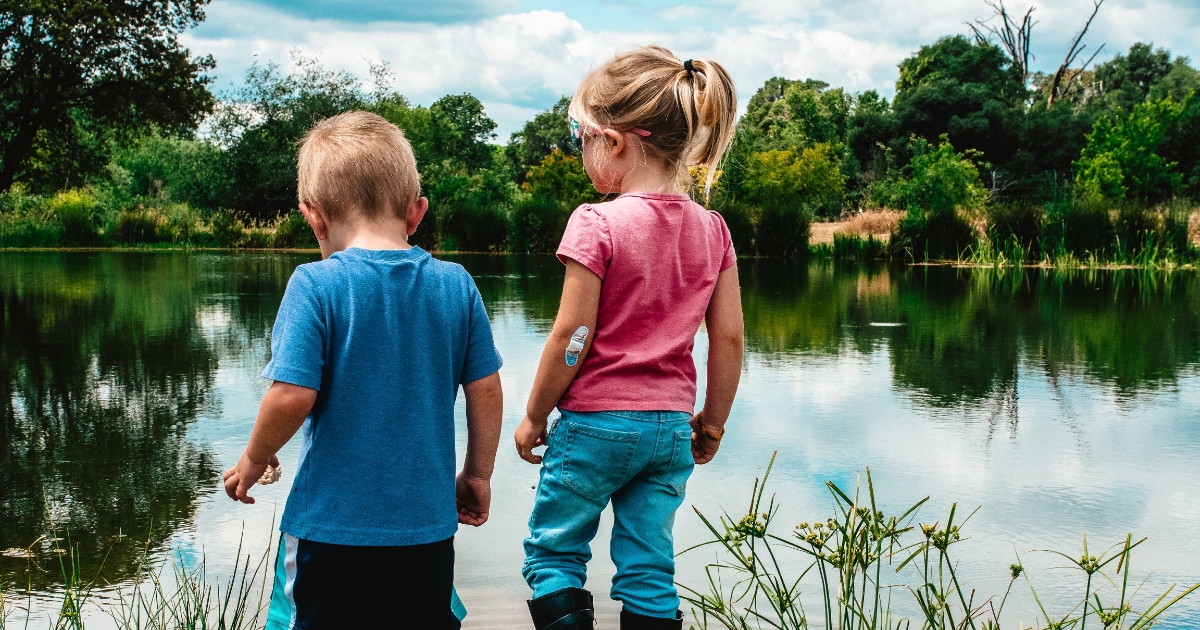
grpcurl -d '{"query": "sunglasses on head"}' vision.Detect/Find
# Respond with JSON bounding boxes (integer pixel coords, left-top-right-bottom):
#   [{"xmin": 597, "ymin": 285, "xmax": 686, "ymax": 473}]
[{"xmin": 569, "ymin": 119, "xmax": 651, "ymax": 151}]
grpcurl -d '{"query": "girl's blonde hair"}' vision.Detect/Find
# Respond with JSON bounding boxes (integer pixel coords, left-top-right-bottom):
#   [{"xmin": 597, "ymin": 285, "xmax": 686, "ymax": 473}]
[{"xmin": 569, "ymin": 45, "xmax": 737, "ymax": 197}]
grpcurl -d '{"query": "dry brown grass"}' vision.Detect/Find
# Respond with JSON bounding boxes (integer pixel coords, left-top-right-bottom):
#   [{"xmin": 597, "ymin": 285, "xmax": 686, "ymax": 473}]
[
  {"xmin": 810, "ymin": 210, "xmax": 905, "ymax": 244},
  {"xmin": 1190, "ymin": 210, "xmax": 1200, "ymax": 246}
]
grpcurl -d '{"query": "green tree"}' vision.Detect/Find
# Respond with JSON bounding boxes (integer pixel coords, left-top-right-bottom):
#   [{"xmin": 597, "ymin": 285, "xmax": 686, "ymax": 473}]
[
  {"xmin": 0, "ymin": 0, "xmax": 215, "ymax": 192},
  {"xmin": 888, "ymin": 136, "xmax": 987, "ymax": 259},
  {"xmin": 1094, "ymin": 43, "xmax": 1175, "ymax": 113},
  {"xmin": 506, "ymin": 96, "xmax": 574, "ymax": 181},
  {"xmin": 216, "ymin": 57, "xmax": 365, "ymax": 219},
  {"xmin": 892, "ymin": 35, "xmax": 1025, "ymax": 169},
  {"xmin": 1075, "ymin": 96, "xmax": 1186, "ymax": 202}
]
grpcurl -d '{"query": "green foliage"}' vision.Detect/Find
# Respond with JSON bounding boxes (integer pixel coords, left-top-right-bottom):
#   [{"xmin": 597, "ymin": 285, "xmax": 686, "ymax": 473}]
[
  {"xmin": 509, "ymin": 197, "xmax": 569, "ymax": 253},
  {"xmin": 505, "ymin": 96, "xmax": 574, "ymax": 181},
  {"xmin": 1076, "ymin": 96, "xmax": 1186, "ymax": 202},
  {"xmin": 271, "ymin": 210, "xmax": 318, "ymax": 249},
  {"xmin": 0, "ymin": 0, "xmax": 215, "ymax": 192},
  {"xmin": 746, "ymin": 144, "xmax": 846, "ymax": 216},
  {"xmin": 209, "ymin": 210, "xmax": 246, "ymax": 248},
  {"xmin": 885, "ymin": 136, "xmax": 989, "ymax": 216},
  {"xmin": 50, "ymin": 190, "xmax": 103, "ymax": 246},
  {"xmin": 109, "ymin": 135, "xmax": 229, "ymax": 210},
  {"xmin": 893, "ymin": 35, "xmax": 1025, "ymax": 167},
  {"xmin": 521, "ymin": 150, "xmax": 596, "ymax": 210},
  {"xmin": 435, "ymin": 169, "xmax": 513, "ymax": 252},
  {"xmin": 1094, "ymin": 43, "xmax": 1176, "ymax": 113}
]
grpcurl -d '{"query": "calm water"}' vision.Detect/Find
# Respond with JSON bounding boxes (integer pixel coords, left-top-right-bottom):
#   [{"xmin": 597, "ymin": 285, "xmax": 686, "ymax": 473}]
[{"xmin": 2, "ymin": 251, "xmax": 1199, "ymax": 628}]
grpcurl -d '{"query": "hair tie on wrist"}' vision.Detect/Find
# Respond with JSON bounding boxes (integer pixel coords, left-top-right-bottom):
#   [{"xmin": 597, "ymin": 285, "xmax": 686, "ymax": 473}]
[{"xmin": 683, "ymin": 59, "xmax": 696, "ymax": 75}]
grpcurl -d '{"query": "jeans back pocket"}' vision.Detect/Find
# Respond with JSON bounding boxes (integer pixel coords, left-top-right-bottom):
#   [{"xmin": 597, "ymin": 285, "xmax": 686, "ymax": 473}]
[
  {"xmin": 561, "ymin": 422, "xmax": 641, "ymax": 500},
  {"xmin": 659, "ymin": 428, "xmax": 695, "ymax": 494}
]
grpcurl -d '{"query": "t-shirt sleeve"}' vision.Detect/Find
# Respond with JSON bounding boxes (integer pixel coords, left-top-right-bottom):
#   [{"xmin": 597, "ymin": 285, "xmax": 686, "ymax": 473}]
[
  {"xmin": 715, "ymin": 212, "xmax": 737, "ymax": 271},
  {"xmin": 556, "ymin": 205, "xmax": 612, "ymax": 279},
  {"xmin": 461, "ymin": 281, "xmax": 503, "ymax": 384},
  {"xmin": 261, "ymin": 267, "xmax": 326, "ymax": 390}
]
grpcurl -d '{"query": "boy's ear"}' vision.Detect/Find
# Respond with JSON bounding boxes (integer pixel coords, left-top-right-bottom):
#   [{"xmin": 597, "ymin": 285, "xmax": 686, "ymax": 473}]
[
  {"xmin": 405, "ymin": 197, "xmax": 429, "ymax": 237},
  {"xmin": 298, "ymin": 202, "xmax": 330, "ymax": 242}
]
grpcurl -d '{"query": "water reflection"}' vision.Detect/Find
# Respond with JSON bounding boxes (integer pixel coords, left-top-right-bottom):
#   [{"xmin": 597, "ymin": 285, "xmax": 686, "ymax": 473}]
[
  {"xmin": 1, "ymin": 252, "xmax": 1198, "ymax": 606},
  {"xmin": 0, "ymin": 252, "xmax": 311, "ymax": 590}
]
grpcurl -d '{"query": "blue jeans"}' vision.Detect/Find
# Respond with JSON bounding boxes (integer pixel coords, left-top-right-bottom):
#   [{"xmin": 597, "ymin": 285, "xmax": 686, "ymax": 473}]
[{"xmin": 522, "ymin": 409, "xmax": 695, "ymax": 619}]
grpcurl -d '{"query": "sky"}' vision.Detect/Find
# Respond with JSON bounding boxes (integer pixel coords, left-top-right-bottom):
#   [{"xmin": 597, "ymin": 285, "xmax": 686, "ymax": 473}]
[{"xmin": 182, "ymin": 0, "xmax": 1200, "ymax": 140}]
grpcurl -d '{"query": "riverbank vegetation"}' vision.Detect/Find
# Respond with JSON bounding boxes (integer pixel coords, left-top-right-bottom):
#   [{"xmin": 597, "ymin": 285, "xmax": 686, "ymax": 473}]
[
  {"xmin": 2, "ymin": 1, "xmax": 1199, "ymax": 266},
  {"xmin": 682, "ymin": 455, "xmax": 1200, "ymax": 630}
]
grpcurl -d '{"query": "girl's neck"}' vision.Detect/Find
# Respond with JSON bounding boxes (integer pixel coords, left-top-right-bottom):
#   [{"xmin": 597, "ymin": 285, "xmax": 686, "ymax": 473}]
[{"xmin": 619, "ymin": 169, "xmax": 682, "ymax": 195}]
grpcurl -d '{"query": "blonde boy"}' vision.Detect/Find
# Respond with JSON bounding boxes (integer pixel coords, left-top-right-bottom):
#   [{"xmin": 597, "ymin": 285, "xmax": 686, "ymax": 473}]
[{"xmin": 222, "ymin": 111, "xmax": 504, "ymax": 629}]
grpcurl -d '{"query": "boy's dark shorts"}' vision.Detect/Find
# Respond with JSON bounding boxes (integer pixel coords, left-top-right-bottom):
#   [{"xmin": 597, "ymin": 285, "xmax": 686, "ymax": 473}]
[{"xmin": 265, "ymin": 534, "xmax": 464, "ymax": 630}]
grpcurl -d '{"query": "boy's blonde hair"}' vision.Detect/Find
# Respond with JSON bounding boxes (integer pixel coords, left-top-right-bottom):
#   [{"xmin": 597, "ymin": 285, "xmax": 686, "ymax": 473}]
[
  {"xmin": 569, "ymin": 45, "xmax": 737, "ymax": 195},
  {"xmin": 297, "ymin": 111, "xmax": 420, "ymax": 221}
]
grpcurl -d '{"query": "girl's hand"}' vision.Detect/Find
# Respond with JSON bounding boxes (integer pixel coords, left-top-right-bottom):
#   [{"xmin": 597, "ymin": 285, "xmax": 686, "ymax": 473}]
[
  {"xmin": 690, "ymin": 413, "xmax": 722, "ymax": 465},
  {"xmin": 514, "ymin": 415, "xmax": 549, "ymax": 464}
]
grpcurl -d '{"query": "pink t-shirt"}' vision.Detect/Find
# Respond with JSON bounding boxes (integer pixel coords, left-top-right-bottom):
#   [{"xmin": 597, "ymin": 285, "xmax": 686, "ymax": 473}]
[{"xmin": 556, "ymin": 192, "xmax": 737, "ymax": 413}]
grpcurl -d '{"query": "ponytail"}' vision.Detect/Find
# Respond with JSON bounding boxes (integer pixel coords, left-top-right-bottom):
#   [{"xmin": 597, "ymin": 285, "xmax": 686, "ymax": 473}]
[{"xmin": 569, "ymin": 46, "xmax": 738, "ymax": 198}]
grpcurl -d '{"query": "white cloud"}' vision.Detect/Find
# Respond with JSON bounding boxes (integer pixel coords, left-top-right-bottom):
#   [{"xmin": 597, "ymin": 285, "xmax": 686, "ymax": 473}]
[{"xmin": 184, "ymin": 0, "xmax": 1200, "ymax": 139}]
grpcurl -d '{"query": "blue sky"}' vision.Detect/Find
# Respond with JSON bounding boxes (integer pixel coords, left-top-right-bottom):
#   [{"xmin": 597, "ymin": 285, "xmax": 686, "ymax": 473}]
[{"xmin": 183, "ymin": 0, "xmax": 1200, "ymax": 139}]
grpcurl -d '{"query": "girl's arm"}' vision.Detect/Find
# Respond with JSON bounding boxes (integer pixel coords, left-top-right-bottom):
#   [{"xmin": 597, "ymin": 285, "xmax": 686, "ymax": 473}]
[
  {"xmin": 692, "ymin": 264, "xmax": 744, "ymax": 464},
  {"xmin": 514, "ymin": 259, "xmax": 601, "ymax": 464}
]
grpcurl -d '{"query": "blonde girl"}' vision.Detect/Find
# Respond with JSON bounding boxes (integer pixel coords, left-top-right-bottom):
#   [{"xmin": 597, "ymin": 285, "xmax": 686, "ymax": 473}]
[{"xmin": 514, "ymin": 46, "xmax": 745, "ymax": 630}]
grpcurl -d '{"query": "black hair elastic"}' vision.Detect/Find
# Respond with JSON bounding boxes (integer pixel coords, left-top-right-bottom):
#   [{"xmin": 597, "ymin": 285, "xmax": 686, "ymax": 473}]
[{"xmin": 683, "ymin": 59, "xmax": 696, "ymax": 75}]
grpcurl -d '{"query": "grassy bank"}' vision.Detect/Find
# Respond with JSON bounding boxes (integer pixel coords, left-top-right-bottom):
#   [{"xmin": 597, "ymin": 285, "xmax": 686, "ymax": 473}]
[
  {"xmin": 807, "ymin": 204, "xmax": 1200, "ymax": 268},
  {"xmin": 3, "ymin": 189, "xmax": 1199, "ymax": 270}
]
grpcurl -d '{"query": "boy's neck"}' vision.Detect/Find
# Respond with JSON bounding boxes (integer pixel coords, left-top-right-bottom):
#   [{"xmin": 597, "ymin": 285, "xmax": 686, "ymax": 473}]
[{"xmin": 322, "ymin": 214, "xmax": 412, "ymax": 258}]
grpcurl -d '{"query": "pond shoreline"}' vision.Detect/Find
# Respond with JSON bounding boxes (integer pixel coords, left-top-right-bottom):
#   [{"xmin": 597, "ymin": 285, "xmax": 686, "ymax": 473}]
[{"xmin": 3, "ymin": 245, "xmax": 1198, "ymax": 271}]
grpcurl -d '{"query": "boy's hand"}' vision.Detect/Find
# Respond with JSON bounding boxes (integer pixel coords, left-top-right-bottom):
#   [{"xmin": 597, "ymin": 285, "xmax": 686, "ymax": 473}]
[
  {"xmin": 456, "ymin": 473, "xmax": 491, "ymax": 527},
  {"xmin": 222, "ymin": 453, "xmax": 280, "ymax": 504},
  {"xmin": 690, "ymin": 413, "xmax": 722, "ymax": 465},
  {"xmin": 514, "ymin": 415, "xmax": 549, "ymax": 464}
]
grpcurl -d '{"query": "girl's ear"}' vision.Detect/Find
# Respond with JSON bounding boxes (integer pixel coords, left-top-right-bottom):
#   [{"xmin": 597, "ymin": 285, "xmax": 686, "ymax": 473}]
[{"xmin": 602, "ymin": 128, "xmax": 626, "ymax": 158}]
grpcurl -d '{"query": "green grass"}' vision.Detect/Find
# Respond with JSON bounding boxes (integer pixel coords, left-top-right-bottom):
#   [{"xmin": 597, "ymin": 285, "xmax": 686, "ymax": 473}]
[
  {"xmin": 681, "ymin": 453, "xmax": 1200, "ymax": 630},
  {"xmin": 0, "ymin": 527, "xmax": 271, "ymax": 630}
]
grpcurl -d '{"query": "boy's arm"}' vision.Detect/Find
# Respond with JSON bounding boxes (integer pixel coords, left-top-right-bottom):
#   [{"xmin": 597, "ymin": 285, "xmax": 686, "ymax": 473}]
[
  {"xmin": 692, "ymin": 264, "xmax": 744, "ymax": 465},
  {"xmin": 223, "ymin": 381, "xmax": 317, "ymax": 504},
  {"xmin": 514, "ymin": 259, "xmax": 601, "ymax": 464},
  {"xmin": 457, "ymin": 372, "xmax": 503, "ymax": 527}
]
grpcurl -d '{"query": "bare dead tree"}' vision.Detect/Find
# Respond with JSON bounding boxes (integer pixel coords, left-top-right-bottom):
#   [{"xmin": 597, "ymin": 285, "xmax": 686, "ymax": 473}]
[
  {"xmin": 1046, "ymin": 0, "xmax": 1106, "ymax": 106},
  {"xmin": 968, "ymin": 0, "xmax": 1037, "ymax": 86}
]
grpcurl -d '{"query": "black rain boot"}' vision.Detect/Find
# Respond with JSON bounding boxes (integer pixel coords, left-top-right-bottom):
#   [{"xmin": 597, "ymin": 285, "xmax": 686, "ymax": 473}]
[
  {"xmin": 527, "ymin": 587, "xmax": 595, "ymax": 630},
  {"xmin": 620, "ymin": 609, "xmax": 683, "ymax": 629}
]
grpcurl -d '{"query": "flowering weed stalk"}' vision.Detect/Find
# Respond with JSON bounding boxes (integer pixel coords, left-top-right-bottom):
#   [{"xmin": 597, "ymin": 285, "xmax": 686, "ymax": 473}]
[{"xmin": 681, "ymin": 454, "xmax": 1200, "ymax": 630}]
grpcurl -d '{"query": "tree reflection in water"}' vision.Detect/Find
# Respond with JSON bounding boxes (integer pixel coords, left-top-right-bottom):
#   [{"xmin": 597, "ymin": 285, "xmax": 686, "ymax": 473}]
[
  {"xmin": 2, "ymin": 252, "xmax": 1198, "ymax": 592},
  {"xmin": 0, "ymin": 252, "xmax": 309, "ymax": 590}
]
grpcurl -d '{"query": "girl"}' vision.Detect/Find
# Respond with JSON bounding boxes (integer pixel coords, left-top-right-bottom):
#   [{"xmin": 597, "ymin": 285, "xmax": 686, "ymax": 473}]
[{"xmin": 514, "ymin": 46, "xmax": 745, "ymax": 630}]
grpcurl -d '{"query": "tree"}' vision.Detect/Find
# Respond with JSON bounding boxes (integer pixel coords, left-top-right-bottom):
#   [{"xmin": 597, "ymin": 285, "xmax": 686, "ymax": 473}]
[
  {"xmin": 219, "ymin": 56, "xmax": 365, "ymax": 219},
  {"xmin": 506, "ymin": 96, "xmax": 574, "ymax": 181},
  {"xmin": 1075, "ymin": 96, "xmax": 1185, "ymax": 202},
  {"xmin": 1094, "ymin": 43, "xmax": 1176, "ymax": 112},
  {"xmin": 892, "ymin": 36, "xmax": 1025, "ymax": 168},
  {"xmin": 0, "ymin": 0, "xmax": 215, "ymax": 191}
]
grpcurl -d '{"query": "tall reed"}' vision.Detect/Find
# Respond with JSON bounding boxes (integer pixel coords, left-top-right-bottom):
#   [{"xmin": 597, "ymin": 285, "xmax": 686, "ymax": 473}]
[{"xmin": 682, "ymin": 454, "xmax": 1200, "ymax": 630}]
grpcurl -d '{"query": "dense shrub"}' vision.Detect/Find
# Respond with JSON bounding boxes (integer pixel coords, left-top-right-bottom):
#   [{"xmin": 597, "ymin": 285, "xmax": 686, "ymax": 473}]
[
  {"xmin": 1043, "ymin": 198, "xmax": 1113, "ymax": 256},
  {"xmin": 886, "ymin": 136, "xmax": 987, "ymax": 260},
  {"xmin": 209, "ymin": 210, "xmax": 246, "ymax": 247},
  {"xmin": 110, "ymin": 209, "xmax": 167, "ymax": 244},
  {"xmin": 49, "ymin": 190, "xmax": 102, "ymax": 246},
  {"xmin": 986, "ymin": 201, "xmax": 1044, "ymax": 254},
  {"xmin": 271, "ymin": 210, "xmax": 318, "ymax": 249},
  {"xmin": 509, "ymin": 196, "xmax": 569, "ymax": 253},
  {"xmin": 1076, "ymin": 97, "xmax": 1186, "ymax": 203},
  {"xmin": 756, "ymin": 201, "xmax": 812, "ymax": 257},
  {"xmin": 894, "ymin": 210, "xmax": 975, "ymax": 260}
]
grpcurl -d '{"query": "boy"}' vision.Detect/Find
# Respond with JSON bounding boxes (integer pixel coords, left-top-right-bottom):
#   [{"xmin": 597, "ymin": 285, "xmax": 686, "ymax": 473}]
[{"xmin": 222, "ymin": 111, "xmax": 504, "ymax": 629}]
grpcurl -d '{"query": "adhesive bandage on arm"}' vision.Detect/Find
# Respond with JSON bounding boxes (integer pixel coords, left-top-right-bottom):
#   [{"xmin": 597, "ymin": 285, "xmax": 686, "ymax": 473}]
[{"xmin": 565, "ymin": 326, "xmax": 589, "ymax": 366}]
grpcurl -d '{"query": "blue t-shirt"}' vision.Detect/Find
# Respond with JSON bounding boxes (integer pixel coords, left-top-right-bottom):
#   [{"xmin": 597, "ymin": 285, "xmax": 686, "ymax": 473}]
[{"xmin": 263, "ymin": 247, "xmax": 502, "ymax": 546}]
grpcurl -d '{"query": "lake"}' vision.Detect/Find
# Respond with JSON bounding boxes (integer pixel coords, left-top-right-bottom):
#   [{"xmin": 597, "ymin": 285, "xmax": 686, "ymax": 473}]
[{"xmin": 2, "ymin": 251, "xmax": 1199, "ymax": 628}]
